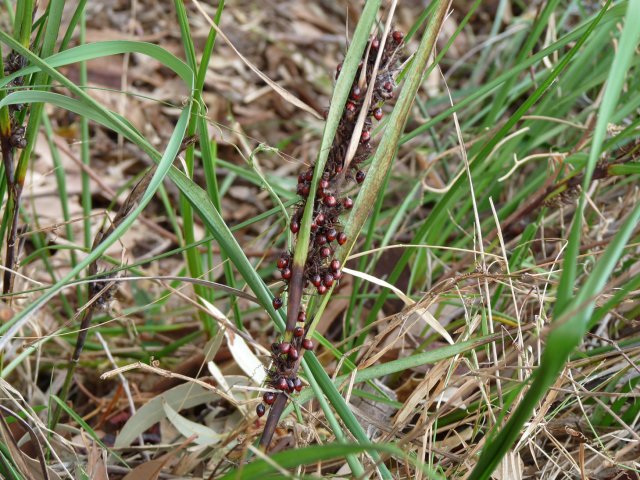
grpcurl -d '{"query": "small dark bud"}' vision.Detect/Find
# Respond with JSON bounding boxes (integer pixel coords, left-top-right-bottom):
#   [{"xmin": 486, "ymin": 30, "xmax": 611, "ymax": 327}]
[
  {"xmin": 330, "ymin": 259, "xmax": 341, "ymax": 271},
  {"xmin": 326, "ymin": 228, "xmax": 337, "ymax": 242},
  {"xmin": 317, "ymin": 284, "xmax": 327, "ymax": 295},
  {"xmin": 278, "ymin": 378, "xmax": 288, "ymax": 390},
  {"xmin": 351, "ymin": 85, "xmax": 362, "ymax": 100},
  {"xmin": 279, "ymin": 342, "xmax": 291, "ymax": 354},
  {"xmin": 277, "ymin": 257, "xmax": 289, "ymax": 269},
  {"xmin": 337, "ymin": 232, "xmax": 347, "ymax": 245},
  {"xmin": 324, "ymin": 195, "xmax": 337, "ymax": 207},
  {"xmin": 281, "ymin": 268, "xmax": 292, "ymax": 280},
  {"xmin": 263, "ymin": 392, "xmax": 276, "ymax": 405},
  {"xmin": 323, "ymin": 273, "xmax": 334, "ymax": 287},
  {"xmin": 355, "ymin": 170, "xmax": 366, "ymax": 183},
  {"xmin": 392, "ymin": 30, "xmax": 404, "ymax": 43},
  {"xmin": 288, "ymin": 348, "xmax": 299, "ymax": 360},
  {"xmin": 320, "ymin": 246, "xmax": 331, "ymax": 258},
  {"xmin": 302, "ymin": 338, "xmax": 314, "ymax": 350},
  {"xmin": 290, "ymin": 220, "xmax": 300, "ymax": 234},
  {"xmin": 294, "ymin": 378, "xmax": 303, "ymax": 392},
  {"xmin": 315, "ymin": 213, "xmax": 325, "ymax": 225},
  {"xmin": 343, "ymin": 198, "xmax": 354, "ymax": 209},
  {"xmin": 311, "ymin": 274, "xmax": 322, "ymax": 287},
  {"xmin": 298, "ymin": 311, "xmax": 306, "ymax": 322},
  {"xmin": 256, "ymin": 403, "xmax": 266, "ymax": 417},
  {"xmin": 273, "ymin": 297, "xmax": 283, "ymax": 310},
  {"xmin": 361, "ymin": 130, "xmax": 371, "ymax": 143},
  {"xmin": 373, "ymin": 108, "xmax": 383, "ymax": 121},
  {"xmin": 316, "ymin": 235, "xmax": 327, "ymax": 246},
  {"xmin": 294, "ymin": 326, "xmax": 304, "ymax": 337}
]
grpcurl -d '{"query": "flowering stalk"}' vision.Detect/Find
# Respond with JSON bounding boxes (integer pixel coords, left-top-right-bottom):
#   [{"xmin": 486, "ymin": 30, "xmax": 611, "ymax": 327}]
[{"xmin": 257, "ymin": 29, "xmax": 405, "ymax": 450}]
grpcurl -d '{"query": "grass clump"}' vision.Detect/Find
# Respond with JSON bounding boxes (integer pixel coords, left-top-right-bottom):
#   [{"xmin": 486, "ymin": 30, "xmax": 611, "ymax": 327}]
[{"xmin": 0, "ymin": 1, "xmax": 639, "ymax": 479}]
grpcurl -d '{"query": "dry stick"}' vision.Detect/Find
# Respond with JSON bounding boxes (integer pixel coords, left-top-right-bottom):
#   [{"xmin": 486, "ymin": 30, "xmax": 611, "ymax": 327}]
[
  {"xmin": 1, "ymin": 131, "xmax": 16, "ymax": 294},
  {"xmin": 50, "ymin": 167, "xmax": 156, "ymax": 430}
]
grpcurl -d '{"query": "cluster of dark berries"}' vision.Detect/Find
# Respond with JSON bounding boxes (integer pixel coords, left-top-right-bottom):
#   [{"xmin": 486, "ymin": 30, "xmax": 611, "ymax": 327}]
[
  {"xmin": 256, "ymin": 319, "xmax": 315, "ymax": 418},
  {"xmin": 259, "ymin": 30, "xmax": 404, "ymax": 420},
  {"xmin": 275, "ymin": 30, "xmax": 404, "ymax": 301}
]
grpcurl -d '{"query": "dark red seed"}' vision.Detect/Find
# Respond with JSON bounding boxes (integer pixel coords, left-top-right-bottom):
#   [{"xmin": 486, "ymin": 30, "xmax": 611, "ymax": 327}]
[
  {"xmin": 278, "ymin": 378, "xmax": 288, "ymax": 390},
  {"xmin": 279, "ymin": 342, "xmax": 291, "ymax": 354},
  {"xmin": 263, "ymin": 392, "xmax": 276, "ymax": 405},
  {"xmin": 334, "ymin": 271, "xmax": 342, "ymax": 280},
  {"xmin": 371, "ymin": 38, "xmax": 380, "ymax": 49},
  {"xmin": 311, "ymin": 274, "xmax": 322, "ymax": 287},
  {"xmin": 317, "ymin": 284, "xmax": 327, "ymax": 295},
  {"xmin": 351, "ymin": 86, "xmax": 362, "ymax": 100},
  {"xmin": 323, "ymin": 273, "xmax": 334, "ymax": 287},
  {"xmin": 320, "ymin": 246, "xmax": 331, "ymax": 258},
  {"xmin": 301, "ymin": 184, "xmax": 310, "ymax": 196},
  {"xmin": 361, "ymin": 130, "xmax": 371, "ymax": 143},
  {"xmin": 383, "ymin": 81, "xmax": 393, "ymax": 92},
  {"xmin": 316, "ymin": 235, "xmax": 327, "ymax": 246},
  {"xmin": 335, "ymin": 164, "xmax": 343, "ymax": 174},
  {"xmin": 315, "ymin": 213, "xmax": 325, "ymax": 225},
  {"xmin": 288, "ymin": 348, "xmax": 299, "ymax": 360},
  {"xmin": 320, "ymin": 179, "xmax": 329, "ymax": 190},
  {"xmin": 273, "ymin": 297, "xmax": 283, "ymax": 310},
  {"xmin": 294, "ymin": 326, "xmax": 304, "ymax": 337},
  {"xmin": 294, "ymin": 378, "xmax": 303, "ymax": 392},
  {"xmin": 373, "ymin": 108, "xmax": 383, "ymax": 121},
  {"xmin": 326, "ymin": 228, "xmax": 337, "ymax": 242},
  {"xmin": 298, "ymin": 310, "xmax": 306, "ymax": 322},
  {"xmin": 356, "ymin": 170, "xmax": 366, "ymax": 183},
  {"xmin": 324, "ymin": 195, "xmax": 337, "ymax": 207},
  {"xmin": 281, "ymin": 268, "xmax": 292, "ymax": 280},
  {"xmin": 287, "ymin": 378, "xmax": 295, "ymax": 392},
  {"xmin": 298, "ymin": 173, "xmax": 305, "ymax": 183},
  {"xmin": 337, "ymin": 232, "xmax": 347, "ymax": 245},
  {"xmin": 392, "ymin": 31, "xmax": 404, "ymax": 43},
  {"xmin": 310, "ymin": 222, "xmax": 318, "ymax": 232},
  {"xmin": 346, "ymin": 101, "xmax": 356, "ymax": 113},
  {"xmin": 291, "ymin": 220, "xmax": 299, "ymax": 234},
  {"xmin": 343, "ymin": 197, "xmax": 354, "ymax": 209},
  {"xmin": 331, "ymin": 259, "xmax": 341, "ymax": 271},
  {"xmin": 305, "ymin": 170, "xmax": 313, "ymax": 181},
  {"xmin": 256, "ymin": 403, "xmax": 266, "ymax": 417},
  {"xmin": 302, "ymin": 339, "xmax": 314, "ymax": 350},
  {"xmin": 277, "ymin": 257, "xmax": 289, "ymax": 269},
  {"xmin": 335, "ymin": 62, "xmax": 342, "ymax": 79}
]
